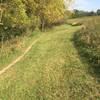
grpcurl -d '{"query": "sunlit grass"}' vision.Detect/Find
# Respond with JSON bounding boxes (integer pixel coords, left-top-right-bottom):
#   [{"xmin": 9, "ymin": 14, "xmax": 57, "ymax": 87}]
[
  {"xmin": 0, "ymin": 24, "xmax": 99, "ymax": 99},
  {"xmin": 0, "ymin": 31, "xmax": 41, "ymax": 70}
]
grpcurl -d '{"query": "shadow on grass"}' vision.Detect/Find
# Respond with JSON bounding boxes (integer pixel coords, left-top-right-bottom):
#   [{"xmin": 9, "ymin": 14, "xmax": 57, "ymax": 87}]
[{"xmin": 72, "ymin": 30, "xmax": 100, "ymax": 83}]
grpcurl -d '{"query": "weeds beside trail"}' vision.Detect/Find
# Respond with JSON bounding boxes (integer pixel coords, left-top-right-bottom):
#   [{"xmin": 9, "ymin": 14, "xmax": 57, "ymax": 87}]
[
  {"xmin": 0, "ymin": 38, "xmax": 39, "ymax": 75},
  {"xmin": 0, "ymin": 31, "xmax": 41, "ymax": 70},
  {"xmin": 0, "ymin": 25, "xmax": 99, "ymax": 100}
]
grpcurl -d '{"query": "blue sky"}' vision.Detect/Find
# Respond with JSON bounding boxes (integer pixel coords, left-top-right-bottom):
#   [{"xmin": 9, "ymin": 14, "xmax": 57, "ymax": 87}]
[{"xmin": 70, "ymin": 0, "xmax": 100, "ymax": 11}]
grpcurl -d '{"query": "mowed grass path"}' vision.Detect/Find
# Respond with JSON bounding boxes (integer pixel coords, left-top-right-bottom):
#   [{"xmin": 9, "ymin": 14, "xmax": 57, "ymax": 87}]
[{"xmin": 0, "ymin": 25, "xmax": 99, "ymax": 100}]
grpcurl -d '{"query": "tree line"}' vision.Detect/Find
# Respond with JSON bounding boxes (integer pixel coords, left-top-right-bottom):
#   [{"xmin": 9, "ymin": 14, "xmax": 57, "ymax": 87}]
[
  {"xmin": 71, "ymin": 9, "xmax": 100, "ymax": 18},
  {"xmin": 0, "ymin": 0, "xmax": 72, "ymax": 40}
]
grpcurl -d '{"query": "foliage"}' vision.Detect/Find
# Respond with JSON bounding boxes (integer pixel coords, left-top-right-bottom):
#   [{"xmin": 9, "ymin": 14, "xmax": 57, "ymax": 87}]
[
  {"xmin": 97, "ymin": 9, "xmax": 100, "ymax": 15},
  {"xmin": 71, "ymin": 9, "xmax": 100, "ymax": 18},
  {"xmin": 6, "ymin": 0, "xmax": 29, "ymax": 28},
  {"xmin": 74, "ymin": 17, "xmax": 100, "ymax": 72},
  {"xmin": 0, "ymin": 0, "xmax": 72, "ymax": 38}
]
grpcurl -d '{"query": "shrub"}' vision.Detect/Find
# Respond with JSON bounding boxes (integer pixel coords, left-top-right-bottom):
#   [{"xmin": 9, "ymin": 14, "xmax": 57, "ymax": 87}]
[{"xmin": 74, "ymin": 17, "xmax": 100, "ymax": 68}]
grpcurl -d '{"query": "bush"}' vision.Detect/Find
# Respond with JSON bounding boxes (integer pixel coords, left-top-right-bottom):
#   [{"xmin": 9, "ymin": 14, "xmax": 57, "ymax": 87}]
[{"xmin": 74, "ymin": 17, "xmax": 100, "ymax": 68}]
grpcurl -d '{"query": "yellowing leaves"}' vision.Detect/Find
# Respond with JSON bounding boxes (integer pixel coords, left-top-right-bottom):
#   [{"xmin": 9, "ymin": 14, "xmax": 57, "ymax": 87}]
[
  {"xmin": 2, "ymin": 0, "xmax": 72, "ymax": 30},
  {"xmin": 43, "ymin": 2, "xmax": 64, "ymax": 24}
]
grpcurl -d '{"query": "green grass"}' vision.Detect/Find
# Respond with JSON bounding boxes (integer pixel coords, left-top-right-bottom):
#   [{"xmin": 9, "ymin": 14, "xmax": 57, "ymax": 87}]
[
  {"xmin": 0, "ymin": 24, "xmax": 99, "ymax": 100},
  {"xmin": 0, "ymin": 31, "xmax": 41, "ymax": 70}
]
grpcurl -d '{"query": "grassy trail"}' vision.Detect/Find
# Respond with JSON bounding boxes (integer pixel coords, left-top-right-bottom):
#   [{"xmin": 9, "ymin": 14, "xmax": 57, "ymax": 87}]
[{"xmin": 0, "ymin": 25, "xmax": 99, "ymax": 100}]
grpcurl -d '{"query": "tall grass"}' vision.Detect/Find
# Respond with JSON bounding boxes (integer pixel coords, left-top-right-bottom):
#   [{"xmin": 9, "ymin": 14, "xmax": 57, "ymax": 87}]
[
  {"xmin": 0, "ymin": 30, "xmax": 41, "ymax": 70},
  {"xmin": 74, "ymin": 17, "xmax": 100, "ymax": 78}
]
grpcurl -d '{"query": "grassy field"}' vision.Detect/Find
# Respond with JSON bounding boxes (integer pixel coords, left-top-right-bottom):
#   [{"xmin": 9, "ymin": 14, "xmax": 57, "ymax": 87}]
[
  {"xmin": 0, "ymin": 24, "xmax": 99, "ymax": 100},
  {"xmin": 67, "ymin": 16, "xmax": 100, "ymax": 25}
]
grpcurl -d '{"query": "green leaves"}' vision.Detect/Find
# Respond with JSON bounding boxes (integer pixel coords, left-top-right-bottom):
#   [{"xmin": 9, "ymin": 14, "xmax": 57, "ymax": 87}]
[
  {"xmin": 1, "ymin": 0, "xmax": 72, "ymax": 35},
  {"xmin": 4, "ymin": 0, "xmax": 29, "ymax": 28}
]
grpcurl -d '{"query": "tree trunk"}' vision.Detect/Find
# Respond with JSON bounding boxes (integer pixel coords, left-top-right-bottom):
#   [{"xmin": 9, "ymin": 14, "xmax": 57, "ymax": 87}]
[{"xmin": 41, "ymin": 19, "xmax": 45, "ymax": 31}]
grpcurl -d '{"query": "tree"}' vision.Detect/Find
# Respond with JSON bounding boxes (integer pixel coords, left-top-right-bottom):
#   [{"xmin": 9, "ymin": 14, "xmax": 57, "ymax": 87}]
[
  {"xmin": 0, "ymin": 0, "xmax": 73, "ymax": 37},
  {"xmin": 5, "ymin": 0, "xmax": 29, "ymax": 28},
  {"xmin": 33, "ymin": 0, "xmax": 65, "ymax": 30},
  {"xmin": 97, "ymin": 9, "xmax": 100, "ymax": 15}
]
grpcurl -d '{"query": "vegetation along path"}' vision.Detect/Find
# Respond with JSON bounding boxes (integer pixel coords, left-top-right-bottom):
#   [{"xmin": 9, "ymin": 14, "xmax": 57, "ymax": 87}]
[
  {"xmin": 0, "ymin": 25, "xmax": 99, "ymax": 100},
  {"xmin": 0, "ymin": 39, "xmax": 39, "ymax": 75}
]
